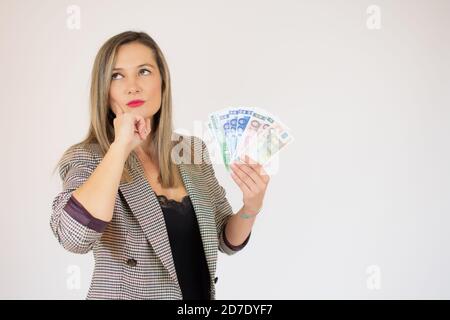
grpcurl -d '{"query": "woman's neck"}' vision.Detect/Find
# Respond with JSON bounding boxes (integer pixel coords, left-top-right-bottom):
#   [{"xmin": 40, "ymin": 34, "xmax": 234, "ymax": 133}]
[{"xmin": 134, "ymin": 134, "xmax": 154, "ymax": 158}]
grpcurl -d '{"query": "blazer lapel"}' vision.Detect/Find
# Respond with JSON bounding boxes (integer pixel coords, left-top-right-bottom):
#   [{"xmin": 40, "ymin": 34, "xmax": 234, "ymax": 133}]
[
  {"xmin": 178, "ymin": 162, "xmax": 219, "ymax": 285},
  {"xmin": 119, "ymin": 141, "xmax": 219, "ymax": 292},
  {"xmin": 119, "ymin": 158, "xmax": 179, "ymax": 287},
  {"xmin": 118, "ymin": 151, "xmax": 219, "ymax": 290}
]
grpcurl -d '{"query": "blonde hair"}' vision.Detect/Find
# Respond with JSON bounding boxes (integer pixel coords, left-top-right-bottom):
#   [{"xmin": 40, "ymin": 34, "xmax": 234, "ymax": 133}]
[{"xmin": 53, "ymin": 30, "xmax": 181, "ymax": 188}]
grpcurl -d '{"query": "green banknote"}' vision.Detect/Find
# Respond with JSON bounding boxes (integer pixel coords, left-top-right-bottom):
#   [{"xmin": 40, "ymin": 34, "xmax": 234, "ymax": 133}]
[{"xmin": 207, "ymin": 107, "xmax": 293, "ymax": 171}]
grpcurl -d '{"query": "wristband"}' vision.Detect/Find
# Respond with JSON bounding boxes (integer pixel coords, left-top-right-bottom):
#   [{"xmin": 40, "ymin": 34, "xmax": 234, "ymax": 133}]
[{"xmin": 238, "ymin": 207, "xmax": 261, "ymax": 219}]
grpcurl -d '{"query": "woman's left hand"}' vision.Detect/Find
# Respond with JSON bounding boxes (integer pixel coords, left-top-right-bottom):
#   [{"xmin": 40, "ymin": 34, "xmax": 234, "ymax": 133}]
[{"xmin": 230, "ymin": 155, "xmax": 270, "ymax": 214}]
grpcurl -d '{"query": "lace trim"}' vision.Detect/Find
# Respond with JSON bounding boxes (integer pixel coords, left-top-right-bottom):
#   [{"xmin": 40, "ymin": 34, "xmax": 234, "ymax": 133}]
[{"xmin": 155, "ymin": 193, "xmax": 191, "ymax": 209}]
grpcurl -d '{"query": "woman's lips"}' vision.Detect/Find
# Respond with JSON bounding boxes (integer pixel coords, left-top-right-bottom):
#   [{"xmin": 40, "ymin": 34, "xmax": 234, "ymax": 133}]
[{"xmin": 127, "ymin": 100, "xmax": 145, "ymax": 108}]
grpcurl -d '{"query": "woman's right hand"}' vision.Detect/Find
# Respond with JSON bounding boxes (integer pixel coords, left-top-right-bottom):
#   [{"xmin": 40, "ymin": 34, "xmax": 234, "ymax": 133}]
[{"xmin": 111, "ymin": 102, "xmax": 152, "ymax": 156}]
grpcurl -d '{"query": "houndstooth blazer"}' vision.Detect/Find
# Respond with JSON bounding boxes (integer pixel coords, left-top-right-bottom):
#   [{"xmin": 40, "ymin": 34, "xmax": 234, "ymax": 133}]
[{"xmin": 50, "ymin": 134, "xmax": 251, "ymax": 300}]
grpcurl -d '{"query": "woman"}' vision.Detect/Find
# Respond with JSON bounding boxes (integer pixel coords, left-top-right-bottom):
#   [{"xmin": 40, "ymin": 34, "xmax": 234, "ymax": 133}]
[{"xmin": 50, "ymin": 31, "xmax": 270, "ymax": 300}]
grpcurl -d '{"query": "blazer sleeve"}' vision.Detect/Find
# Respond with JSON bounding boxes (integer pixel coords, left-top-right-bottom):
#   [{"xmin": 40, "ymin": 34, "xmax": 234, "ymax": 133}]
[
  {"xmin": 50, "ymin": 146, "xmax": 108, "ymax": 254},
  {"xmin": 199, "ymin": 137, "xmax": 251, "ymax": 255}
]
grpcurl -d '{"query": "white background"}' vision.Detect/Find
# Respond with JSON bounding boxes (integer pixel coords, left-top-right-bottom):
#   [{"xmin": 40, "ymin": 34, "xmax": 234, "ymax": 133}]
[{"xmin": 1, "ymin": 0, "xmax": 449, "ymax": 299}]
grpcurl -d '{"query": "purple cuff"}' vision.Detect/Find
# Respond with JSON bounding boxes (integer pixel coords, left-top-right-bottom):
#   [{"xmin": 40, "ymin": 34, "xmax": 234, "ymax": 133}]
[
  {"xmin": 63, "ymin": 194, "xmax": 108, "ymax": 233},
  {"xmin": 222, "ymin": 225, "xmax": 251, "ymax": 251}
]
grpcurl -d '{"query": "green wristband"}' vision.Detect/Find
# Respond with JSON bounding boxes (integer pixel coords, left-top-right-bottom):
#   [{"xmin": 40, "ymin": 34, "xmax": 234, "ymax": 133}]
[{"xmin": 239, "ymin": 209, "xmax": 261, "ymax": 219}]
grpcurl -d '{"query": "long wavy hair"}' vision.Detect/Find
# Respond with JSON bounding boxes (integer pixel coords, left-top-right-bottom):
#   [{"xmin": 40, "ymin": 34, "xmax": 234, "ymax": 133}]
[{"xmin": 53, "ymin": 30, "xmax": 182, "ymax": 188}]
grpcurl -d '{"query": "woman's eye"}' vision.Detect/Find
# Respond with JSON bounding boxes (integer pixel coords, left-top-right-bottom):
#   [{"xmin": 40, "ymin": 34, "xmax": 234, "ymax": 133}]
[
  {"xmin": 111, "ymin": 73, "xmax": 123, "ymax": 80},
  {"xmin": 139, "ymin": 69, "xmax": 151, "ymax": 75},
  {"xmin": 111, "ymin": 69, "xmax": 150, "ymax": 80}
]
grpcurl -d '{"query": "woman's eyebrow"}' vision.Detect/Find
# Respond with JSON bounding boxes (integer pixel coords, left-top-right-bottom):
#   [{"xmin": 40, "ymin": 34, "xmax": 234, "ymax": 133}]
[{"xmin": 113, "ymin": 63, "xmax": 155, "ymax": 71}]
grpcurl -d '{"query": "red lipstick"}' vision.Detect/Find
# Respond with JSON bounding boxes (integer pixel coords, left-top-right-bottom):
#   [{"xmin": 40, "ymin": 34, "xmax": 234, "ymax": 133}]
[{"xmin": 126, "ymin": 99, "xmax": 145, "ymax": 108}]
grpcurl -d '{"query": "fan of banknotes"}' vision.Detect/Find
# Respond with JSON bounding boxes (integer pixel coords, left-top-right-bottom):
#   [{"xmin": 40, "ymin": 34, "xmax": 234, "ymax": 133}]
[{"xmin": 206, "ymin": 107, "xmax": 294, "ymax": 172}]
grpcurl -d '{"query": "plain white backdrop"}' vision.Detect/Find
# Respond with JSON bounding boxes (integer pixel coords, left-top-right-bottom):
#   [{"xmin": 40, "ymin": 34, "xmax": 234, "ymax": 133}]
[{"xmin": 1, "ymin": 0, "xmax": 449, "ymax": 299}]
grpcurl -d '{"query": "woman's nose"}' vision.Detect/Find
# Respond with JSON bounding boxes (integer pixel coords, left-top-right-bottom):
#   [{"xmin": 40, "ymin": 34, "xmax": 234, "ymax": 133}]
[
  {"xmin": 128, "ymin": 87, "xmax": 140, "ymax": 94},
  {"xmin": 126, "ymin": 78, "xmax": 142, "ymax": 94}
]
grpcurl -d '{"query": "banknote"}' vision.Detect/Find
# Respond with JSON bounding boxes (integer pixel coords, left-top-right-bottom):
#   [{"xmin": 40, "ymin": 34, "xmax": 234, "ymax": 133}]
[
  {"xmin": 207, "ymin": 112, "xmax": 231, "ymax": 170},
  {"xmin": 207, "ymin": 107, "xmax": 293, "ymax": 171},
  {"xmin": 238, "ymin": 117, "xmax": 293, "ymax": 166}
]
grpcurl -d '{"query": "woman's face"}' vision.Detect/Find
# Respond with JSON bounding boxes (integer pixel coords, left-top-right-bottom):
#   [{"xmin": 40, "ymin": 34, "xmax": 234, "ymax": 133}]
[{"xmin": 109, "ymin": 42, "xmax": 162, "ymax": 119}]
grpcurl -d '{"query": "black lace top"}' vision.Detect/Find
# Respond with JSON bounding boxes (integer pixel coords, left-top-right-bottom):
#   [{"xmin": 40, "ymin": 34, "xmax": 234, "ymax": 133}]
[{"xmin": 155, "ymin": 192, "xmax": 211, "ymax": 300}]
